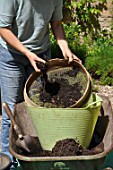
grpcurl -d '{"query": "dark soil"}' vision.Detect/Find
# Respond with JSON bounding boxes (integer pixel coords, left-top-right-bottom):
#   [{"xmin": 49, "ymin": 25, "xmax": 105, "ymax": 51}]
[
  {"xmin": 40, "ymin": 79, "xmax": 82, "ymax": 108},
  {"xmin": 40, "ymin": 139, "xmax": 104, "ymax": 157},
  {"xmin": 19, "ymin": 138, "xmax": 104, "ymax": 157},
  {"xmin": 29, "ymin": 67, "xmax": 87, "ymax": 108}
]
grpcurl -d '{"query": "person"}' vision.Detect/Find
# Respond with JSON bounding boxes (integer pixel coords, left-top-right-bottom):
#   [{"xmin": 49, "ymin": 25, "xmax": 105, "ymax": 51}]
[{"xmin": 0, "ymin": 0, "xmax": 81, "ymax": 169}]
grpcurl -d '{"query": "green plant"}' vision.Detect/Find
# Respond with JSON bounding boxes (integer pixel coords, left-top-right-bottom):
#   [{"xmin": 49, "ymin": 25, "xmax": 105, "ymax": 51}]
[
  {"xmin": 63, "ymin": 0, "xmax": 107, "ymax": 39},
  {"xmin": 85, "ymin": 37, "xmax": 113, "ymax": 85}
]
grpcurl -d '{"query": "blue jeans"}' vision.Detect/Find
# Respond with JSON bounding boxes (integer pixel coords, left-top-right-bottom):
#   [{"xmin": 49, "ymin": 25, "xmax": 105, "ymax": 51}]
[{"xmin": 0, "ymin": 45, "xmax": 51, "ymax": 169}]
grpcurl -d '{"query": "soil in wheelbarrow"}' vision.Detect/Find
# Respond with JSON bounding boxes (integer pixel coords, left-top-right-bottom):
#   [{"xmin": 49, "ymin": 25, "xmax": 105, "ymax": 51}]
[
  {"xmin": 19, "ymin": 138, "xmax": 104, "ymax": 157},
  {"xmin": 40, "ymin": 139, "xmax": 104, "ymax": 157},
  {"xmin": 29, "ymin": 67, "xmax": 87, "ymax": 108}
]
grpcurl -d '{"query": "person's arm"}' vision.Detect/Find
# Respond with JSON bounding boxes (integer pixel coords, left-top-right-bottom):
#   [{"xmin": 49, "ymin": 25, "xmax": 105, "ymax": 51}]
[
  {"xmin": 50, "ymin": 20, "xmax": 81, "ymax": 63},
  {"xmin": 0, "ymin": 27, "xmax": 45, "ymax": 72}
]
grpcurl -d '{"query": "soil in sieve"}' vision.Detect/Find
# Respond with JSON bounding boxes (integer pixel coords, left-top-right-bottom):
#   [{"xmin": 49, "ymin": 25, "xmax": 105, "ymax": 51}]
[{"xmin": 29, "ymin": 67, "xmax": 87, "ymax": 108}]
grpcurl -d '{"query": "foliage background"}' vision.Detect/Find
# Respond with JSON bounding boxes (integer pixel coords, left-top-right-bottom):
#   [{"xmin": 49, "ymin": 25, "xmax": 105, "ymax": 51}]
[{"xmin": 50, "ymin": 0, "xmax": 113, "ymax": 85}]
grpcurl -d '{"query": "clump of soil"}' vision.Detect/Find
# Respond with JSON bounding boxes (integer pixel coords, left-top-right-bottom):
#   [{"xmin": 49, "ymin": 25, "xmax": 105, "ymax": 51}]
[
  {"xmin": 29, "ymin": 67, "xmax": 87, "ymax": 108},
  {"xmin": 51, "ymin": 139, "xmax": 85, "ymax": 156}
]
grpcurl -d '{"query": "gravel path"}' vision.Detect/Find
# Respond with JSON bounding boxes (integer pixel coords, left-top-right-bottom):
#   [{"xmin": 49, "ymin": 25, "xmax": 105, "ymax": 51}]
[{"xmin": 95, "ymin": 84, "xmax": 113, "ymax": 109}]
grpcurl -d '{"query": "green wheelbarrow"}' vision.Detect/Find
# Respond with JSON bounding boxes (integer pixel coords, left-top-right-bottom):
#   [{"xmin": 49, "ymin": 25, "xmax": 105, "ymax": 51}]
[{"xmin": 9, "ymin": 94, "xmax": 113, "ymax": 170}]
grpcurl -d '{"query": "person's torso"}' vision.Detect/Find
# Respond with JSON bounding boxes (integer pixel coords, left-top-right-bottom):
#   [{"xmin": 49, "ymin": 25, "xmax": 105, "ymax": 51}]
[{"xmin": 0, "ymin": 0, "xmax": 63, "ymax": 54}]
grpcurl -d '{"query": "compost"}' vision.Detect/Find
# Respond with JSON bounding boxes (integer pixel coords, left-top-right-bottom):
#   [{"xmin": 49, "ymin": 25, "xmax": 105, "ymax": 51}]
[
  {"xmin": 29, "ymin": 67, "xmax": 87, "ymax": 108},
  {"xmin": 40, "ymin": 139, "xmax": 104, "ymax": 157},
  {"xmin": 19, "ymin": 138, "xmax": 104, "ymax": 157}
]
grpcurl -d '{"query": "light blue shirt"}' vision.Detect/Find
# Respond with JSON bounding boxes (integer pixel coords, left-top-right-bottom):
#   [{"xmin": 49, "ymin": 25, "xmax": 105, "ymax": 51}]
[{"xmin": 0, "ymin": 0, "xmax": 63, "ymax": 54}]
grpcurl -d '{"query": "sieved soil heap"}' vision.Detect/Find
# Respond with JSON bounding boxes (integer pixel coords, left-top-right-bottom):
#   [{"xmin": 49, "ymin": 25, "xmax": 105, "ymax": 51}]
[
  {"xmin": 41, "ymin": 138, "xmax": 104, "ymax": 157},
  {"xmin": 29, "ymin": 67, "xmax": 87, "ymax": 108},
  {"xmin": 19, "ymin": 138, "xmax": 104, "ymax": 157}
]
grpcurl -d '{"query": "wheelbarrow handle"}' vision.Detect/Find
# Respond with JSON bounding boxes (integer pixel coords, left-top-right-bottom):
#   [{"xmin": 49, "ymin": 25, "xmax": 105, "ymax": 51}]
[{"xmin": 2, "ymin": 103, "xmax": 23, "ymax": 139}]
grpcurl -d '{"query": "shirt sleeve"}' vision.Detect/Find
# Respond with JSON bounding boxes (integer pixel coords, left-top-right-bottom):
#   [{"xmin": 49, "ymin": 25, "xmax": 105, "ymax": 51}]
[
  {"xmin": 0, "ymin": 0, "xmax": 16, "ymax": 28},
  {"xmin": 51, "ymin": 0, "xmax": 63, "ymax": 21}
]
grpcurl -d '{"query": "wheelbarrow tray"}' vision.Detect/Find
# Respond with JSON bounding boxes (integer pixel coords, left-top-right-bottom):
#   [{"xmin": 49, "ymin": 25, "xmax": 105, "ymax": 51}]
[{"xmin": 9, "ymin": 94, "xmax": 113, "ymax": 170}]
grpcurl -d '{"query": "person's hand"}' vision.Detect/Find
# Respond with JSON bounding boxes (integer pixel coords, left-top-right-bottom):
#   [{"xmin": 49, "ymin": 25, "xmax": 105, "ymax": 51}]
[
  {"xmin": 62, "ymin": 47, "xmax": 82, "ymax": 64},
  {"xmin": 26, "ymin": 51, "xmax": 46, "ymax": 72}
]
